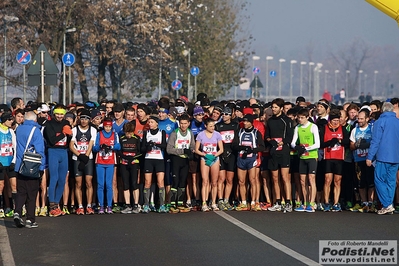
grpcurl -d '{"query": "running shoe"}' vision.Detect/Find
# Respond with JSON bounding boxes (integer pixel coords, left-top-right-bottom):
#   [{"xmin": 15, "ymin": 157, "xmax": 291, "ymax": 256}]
[
  {"xmin": 323, "ymin": 203, "xmax": 331, "ymax": 212},
  {"xmin": 218, "ymin": 201, "xmax": 227, "ymax": 211},
  {"xmin": 250, "ymin": 203, "xmax": 257, "ymax": 211},
  {"xmin": 13, "ymin": 213, "xmax": 24, "ymax": 228},
  {"xmin": 185, "ymin": 202, "xmax": 193, "ymax": 211},
  {"xmin": 5, "ymin": 209, "xmax": 14, "ymax": 218},
  {"xmin": 267, "ymin": 203, "xmax": 281, "ymax": 212},
  {"xmin": 142, "ymin": 205, "xmax": 150, "ymax": 214},
  {"xmin": 70, "ymin": 206, "xmax": 77, "ymax": 214},
  {"xmin": 305, "ymin": 205, "xmax": 315, "ymax": 213},
  {"xmin": 345, "ymin": 201, "xmax": 353, "ymax": 210},
  {"xmin": 284, "ymin": 202, "xmax": 293, "ymax": 213},
  {"xmin": 62, "ymin": 206, "xmax": 70, "ymax": 215},
  {"xmin": 224, "ymin": 202, "xmax": 234, "ymax": 211},
  {"xmin": 201, "ymin": 204, "xmax": 210, "ymax": 212},
  {"xmin": 22, "ymin": 206, "xmax": 26, "ymax": 217},
  {"xmin": 169, "ymin": 206, "xmax": 179, "ymax": 214},
  {"xmin": 377, "ymin": 205, "xmax": 395, "ymax": 215},
  {"xmin": 121, "ymin": 206, "xmax": 133, "ymax": 214},
  {"xmin": 158, "ymin": 205, "xmax": 168, "ymax": 213},
  {"xmin": 260, "ymin": 202, "xmax": 272, "ymax": 211},
  {"xmin": 236, "ymin": 203, "xmax": 249, "ymax": 211},
  {"xmin": 86, "ymin": 207, "xmax": 94, "ymax": 215},
  {"xmin": 132, "ymin": 205, "xmax": 140, "ymax": 214},
  {"xmin": 211, "ymin": 204, "xmax": 220, "ymax": 211},
  {"xmin": 112, "ymin": 204, "xmax": 121, "ymax": 213},
  {"xmin": 358, "ymin": 203, "xmax": 369, "ymax": 213},
  {"xmin": 136, "ymin": 204, "xmax": 142, "ymax": 213},
  {"xmin": 106, "ymin": 207, "xmax": 113, "ymax": 214},
  {"xmin": 35, "ymin": 207, "xmax": 40, "ymax": 216},
  {"xmin": 316, "ymin": 203, "xmax": 324, "ymax": 211},
  {"xmin": 294, "ymin": 205, "xmax": 306, "ymax": 212},
  {"xmin": 49, "ymin": 208, "xmax": 63, "ymax": 217},
  {"xmin": 0, "ymin": 209, "xmax": 4, "ymax": 218},
  {"xmin": 177, "ymin": 205, "xmax": 190, "ymax": 213},
  {"xmin": 149, "ymin": 205, "xmax": 157, "ymax": 212},
  {"xmin": 25, "ymin": 220, "xmax": 38, "ymax": 229},
  {"xmin": 76, "ymin": 207, "xmax": 85, "ymax": 215},
  {"xmin": 255, "ymin": 202, "xmax": 262, "ymax": 211},
  {"xmin": 349, "ymin": 203, "xmax": 362, "ymax": 212},
  {"xmin": 295, "ymin": 201, "xmax": 302, "ymax": 209},
  {"xmin": 98, "ymin": 206, "xmax": 105, "ymax": 214},
  {"xmin": 39, "ymin": 206, "xmax": 47, "ymax": 217},
  {"xmin": 332, "ymin": 204, "xmax": 342, "ymax": 212},
  {"xmin": 394, "ymin": 205, "xmax": 399, "ymax": 214}
]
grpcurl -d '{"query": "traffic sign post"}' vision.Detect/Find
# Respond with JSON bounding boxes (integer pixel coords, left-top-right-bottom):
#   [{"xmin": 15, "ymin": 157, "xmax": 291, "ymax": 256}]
[
  {"xmin": 270, "ymin": 70, "xmax": 277, "ymax": 77},
  {"xmin": 190, "ymin": 66, "xmax": 200, "ymax": 100},
  {"xmin": 16, "ymin": 50, "xmax": 32, "ymax": 103},
  {"xmin": 62, "ymin": 53, "xmax": 75, "ymax": 105},
  {"xmin": 253, "ymin": 67, "xmax": 260, "ymax": 74}
]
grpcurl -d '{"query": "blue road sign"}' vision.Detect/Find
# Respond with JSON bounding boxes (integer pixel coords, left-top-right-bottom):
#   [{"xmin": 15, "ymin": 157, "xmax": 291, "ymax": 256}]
[
  {"xmin": 172, "ymin": 80, "xmax": 182, "ymax": 90},
  {"xmin": 253, "ymin": 67, "xmax": 260, "ymax": 74},
  {"xmin": 62, "ymin": 53, "xmax": 75, "ymax": 67},
  {"xmin": 16, "ymin": 50, "xmax": 31, "ymax": 65},
  {"xmin": 190, "ymin": 66, "xmax": 200, "ymax": 76},
  {"xmin": 270, "ymin": 70, "xmax": 277, "ymax": 77}
]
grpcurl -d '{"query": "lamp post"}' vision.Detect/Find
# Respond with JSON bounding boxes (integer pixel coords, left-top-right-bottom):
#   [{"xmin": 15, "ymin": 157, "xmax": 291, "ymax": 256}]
[
  {"xmin": 63, "ymin": 27, "xmax": 76, "ymax": 105},
  {"xmin": 314, "ymin": 63, "xmax": 323, "ymax": 101},
  {"xmin": 279, "ymin": 58, "xmax": 286, "ymax": 98},
  {"xmin": 182, "ymin": 49, "xmax": 191, "ymax": 100},
  {"xmin": 346, "ymin": 70, "xmax": 350, "ymax": 91},
  {"xmin": 3, "ymin": 15, "xmax": 19, "ymax": 104},
  {"xmin": 358, "ymin": 70, "xmax": 363, "ymax": 93},
  {"xmin": 324, "ymin": 70, "xmax": 329, "ymax": 91},
  {"xmin": 300, "ymin": 61, "xmax": 306, "ymax": 97},
  {"xmin": 308, "ymin": 62, "xmax": 314, "ymax": 101},
  {"xmin": 334, "ymin": 70, "xmax": 339, "ymax": 92},
  {"xmin": 374, "ymin": 70, "xmax": 378, "ymax": 97},
  {"xmin": 252, "ymin": 55, "xmax": 260, "ymax": 98},
  {"xmin": 290, "ymin": 60, "xmax": 297, "ymax": 102},
  {"xmin": 265, "ymin": 56, "xmax": 273, "ymax": 102}
]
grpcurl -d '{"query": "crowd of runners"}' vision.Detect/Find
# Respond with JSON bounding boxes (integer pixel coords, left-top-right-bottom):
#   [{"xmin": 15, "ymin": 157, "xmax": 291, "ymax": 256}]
[{"xmin": 1, "ymin": 93, "xmax": 399, "ymax": 228}]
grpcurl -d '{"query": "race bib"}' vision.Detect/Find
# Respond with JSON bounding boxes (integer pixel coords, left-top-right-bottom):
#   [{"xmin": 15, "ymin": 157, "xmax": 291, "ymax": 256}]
[
  {"xmin": 0, "ymin": 143, "xmax": 12, "ymax": 156},
  {"xmin": 76, "ymin": 141, "xmax": 89, "ymax": 154},
  {"xmin": 220, "ymin": 130, "xmax": 234, "ymax": 144},
  {"xmin": 273, "ymin": 138, "xmax": 283, "ymax": 151},
  {"xmin": 177, "ymin": 139, "xmax": 189, "ymax": 149},
  {"xmin": 203, "ymin": 143, "xmax": 217, "ymax": 155}
]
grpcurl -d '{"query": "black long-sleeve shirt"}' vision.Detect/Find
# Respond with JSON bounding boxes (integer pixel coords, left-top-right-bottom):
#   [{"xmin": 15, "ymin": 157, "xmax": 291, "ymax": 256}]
[
  {"xmin": 43, "ymin": 119, "xmax": 70, "ymax": 149},
  {"xmin": 265, "ymin": 114, "xmax": 294, "ymax": 146}
]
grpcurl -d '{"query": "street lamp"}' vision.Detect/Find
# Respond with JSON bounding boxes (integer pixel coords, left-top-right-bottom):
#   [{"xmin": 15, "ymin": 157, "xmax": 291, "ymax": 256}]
[
  {"xmin": 290, "ymin": 60, "xmax": 297, "ymax": 102},
  {"xmin": 279, "ymin": 59, "xmax": 286, "ymax": 98},
  {"xmin": 182, "ymin": 48, "xmax": 191, "ymax": 100},
  {"xmin": 308, "ymin": 62, "xmax": 315, "ymax": 101},
  {"xmin": 374, "ymin": 70, "xmax": 378, "ymax": 97},
  {"xmin": 265, "ymin": 56, "xmax": 273, "ymax": 102},
  {"xmin": 314, "ymin": 63, "xmax": 323, "ymax": 101},
  {"xmin": 358, "ymin": 70, "xmax": 363, "ymax": 93},
  {"xmin": 300, "ymin": 61, "xmax": 306, "ymax": 97},
  {"xmin": 3, "ymin": 15, "xmax": 19, "ymax": 104},
  {"xmin": 252, "ymin": 55, "xmax": 260, "ymax": 98},
  {"xmin": 63, "ymin": 27, "xmax": 76, "ymax": 105},
  {"xmin": 346, "ymin": 70, "xmax": 350, "ymax": 91},
  {"xmin": 334, "ymin": 70, "xmax": 339, "ymax": 92},
  {"xmin": 324, "ymin": 70, "xmax": 329, "ymax": 91}
]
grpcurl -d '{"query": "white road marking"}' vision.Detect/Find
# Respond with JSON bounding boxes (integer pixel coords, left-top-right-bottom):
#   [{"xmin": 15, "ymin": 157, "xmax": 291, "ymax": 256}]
[
  {"xmin": 0, "ymin": 220, "xmax": 16, "ymax": 266},
  {"xmin": 215, "ymin": 211, "xmax": 321, "ymax": 266}
]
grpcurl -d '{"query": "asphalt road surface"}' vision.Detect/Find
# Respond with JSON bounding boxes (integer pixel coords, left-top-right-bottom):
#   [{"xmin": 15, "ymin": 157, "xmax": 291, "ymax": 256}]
[{"xmin": 1, "ymin": 210, "xmax": 398, "ymax": 266}]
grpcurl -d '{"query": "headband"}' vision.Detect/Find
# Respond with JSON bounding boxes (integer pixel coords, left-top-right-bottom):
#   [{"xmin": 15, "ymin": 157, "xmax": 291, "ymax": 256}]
[
  {"xmin": 103, "ymin": 120, "xmax": 113, "ymax": 126},
  {"xmin": 53, "ymin": 108, "xmax": 66, "ymax": 115},
  {"xmin": 80, "ymin": 115, "xmax": 91, "ymax": 120},
  {"xmin": 317, "ymin": 101, "xmax": 330, "ymax": 110},
  {"xmin": 158, "ymin": 108, "xmax": 169, "ymax": 114}
]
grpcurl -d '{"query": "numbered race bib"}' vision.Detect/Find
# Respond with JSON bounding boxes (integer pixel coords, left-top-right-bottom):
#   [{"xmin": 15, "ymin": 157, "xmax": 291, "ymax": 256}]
[
  {"xmin": 100, "ymin": 149, "xmax": 112, "ymax": 159},
  {"xmin": 273, "ymin": 138, "xmax": 283, "ymax": 151},
  {"xmin": 0, "ymin": 143, "xmax": 12, "ymax": 156},
  {"xmin": 121, "ymin": 152, "xmax": 136, "ymax": 165},
  {"xmin": 76, "ymin": 141, "xmax": 89, "ymax": 154},
  {"xmin": 220, "ymin": 130, "xmax": 234, "ymax": 144},
  {"xmin": 55, "ymin": 133, "xmax": 67, "ymax": 146},
  {"xmin": 177, "ymin": 139, "xmax": 189, "ymax": 149},
  {"xmin": 203, "ymin": 143, "xmax": 217, "ymax": 155},
  {"xmin": 241, "ymin": 141, "xmax": 253, "ymax": 157},
  {"xmin": 356, "ymin": 148, "xmax": 368, "ymax": 157},
  {"xmin": 300, "ymin": 143, "xmax": 310, "ymax": 156}
]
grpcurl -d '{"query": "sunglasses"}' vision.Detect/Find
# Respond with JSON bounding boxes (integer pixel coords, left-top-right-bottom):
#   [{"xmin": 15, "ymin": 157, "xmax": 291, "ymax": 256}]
[{"xmin": 222, "ymin": 113, "xmax": 231, "ymax": 116}]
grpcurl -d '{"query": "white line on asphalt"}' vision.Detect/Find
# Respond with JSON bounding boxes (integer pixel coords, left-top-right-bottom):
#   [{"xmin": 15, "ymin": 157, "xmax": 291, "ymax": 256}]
[
  {"xmin": 215, "ymin": 211, "xmax": 321, "ymax": 266},
  {"xmin": 0, "ymin": 220, "xmax": 16, "ymax": 266}
]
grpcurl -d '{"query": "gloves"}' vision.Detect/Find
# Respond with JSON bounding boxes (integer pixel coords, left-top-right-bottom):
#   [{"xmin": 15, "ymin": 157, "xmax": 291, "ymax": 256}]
[
  {"xmin": 184, "ymin": 149, "xmax": 193, "ymax": 160},
  {"xmin": 295, "ymin": 145, "xmax": 307, "ymax": 157},
  {"xmin": 146, "ymin": 141, "xmax": 155, "ymax": 152},
  {"xmin": 329, "ymin": 138, "xmax": 340, "ymax": 147},
  {"xmin": 101, "ymin": 144, "xmax": 111, "ymax": 154},
  {"xmin": 244, "ymin": 146, "xmax": 253, "ymax": 154},
  {"xmin": 269, "ymin": 139, "xmax": 278, "ymax": 148},
  {"xmin": 358, "ymin": 139, "xmax": 370, "ymax": 149},
  {"xmin": 78, "ymin": 154, "xmax": 89, "ymax": 164},
  {"xmin": 204, "ymin": 154, "xmax": 216, "ymax": 161},
  {"xmin": 62, "ymin": 125, "xmax": 72, "ymax": 136},
  {"xmin": 9, "ymin": 163, "xmax": 15, "ymax": 171}
]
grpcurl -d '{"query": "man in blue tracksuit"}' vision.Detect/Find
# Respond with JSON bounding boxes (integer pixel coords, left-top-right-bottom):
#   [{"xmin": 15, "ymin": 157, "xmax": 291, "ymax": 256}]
[{"xmin": 366, "ymin": 102, "xmax": 399, "ymax": 215}]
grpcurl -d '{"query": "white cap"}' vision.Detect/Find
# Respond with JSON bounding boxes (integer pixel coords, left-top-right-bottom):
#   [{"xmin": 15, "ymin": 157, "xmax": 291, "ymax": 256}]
[{"xmin": 37, "ymin": 103, "xmax": 50, "ymax": 113}]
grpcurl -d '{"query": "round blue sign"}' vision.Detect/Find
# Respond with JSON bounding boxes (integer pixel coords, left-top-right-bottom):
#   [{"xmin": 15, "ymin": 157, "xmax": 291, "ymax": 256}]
[
  {"xmin": 270, "ymin": 70, "xmax": 277, "ymax": 77},
  {"xmin": 16, "ymin": 50, "xmax": 31, "ymax": 65},
  {"xmin": 171, "ymin": 80, "xmax": 182, "ymax": 90},
  {"xmin": 190, "ymin": 66, "xmax": 200, "ymax": 76},
  {"xmin": 62, "ymin": 53, "xmax": 75, "ymax": 67},
  {"xmin": 253, "ymin": 67, "xmax": 260, "ymax": 74}
]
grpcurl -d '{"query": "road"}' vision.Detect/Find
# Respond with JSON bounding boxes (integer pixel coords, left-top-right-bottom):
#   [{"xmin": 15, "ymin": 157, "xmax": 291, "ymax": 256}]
[{"xmin": 1, "ymin": 210, "xmax": 398, "ymax": 266}]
